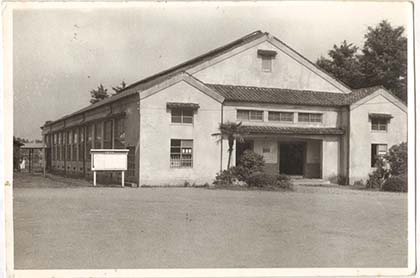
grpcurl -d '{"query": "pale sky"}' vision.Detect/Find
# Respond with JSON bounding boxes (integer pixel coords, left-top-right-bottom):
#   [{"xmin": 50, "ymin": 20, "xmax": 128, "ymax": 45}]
[{"xmin": 13, "ymin": 1, "xmax": 412, "ymax": 140}]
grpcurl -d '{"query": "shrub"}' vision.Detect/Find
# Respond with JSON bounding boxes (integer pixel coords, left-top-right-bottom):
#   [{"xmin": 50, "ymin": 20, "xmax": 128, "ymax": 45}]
[
  {"xmin": 245, "ymin": 172, "xmax": 276, "ymax": 187},
  {"xmin": 385, "ymin": 142, "xmax": 407, "ymax": 176},
  {"xmin": 366, "ymin": 159, "xmax": 387, "ymax": 189},
  {"xmin": 213, "ymin": 168, "xmax": 238, "ymax": 186},
  {"xmin": 275, "ymin": 174, "xmax": 293, "ymax": 190},
  {"xmin": 381, "ymin": 175, "xmax": 407, "ymax": 192},
  {"xmin": 235, "ymin": 150, "xmax": 265, "ymax": 181}
]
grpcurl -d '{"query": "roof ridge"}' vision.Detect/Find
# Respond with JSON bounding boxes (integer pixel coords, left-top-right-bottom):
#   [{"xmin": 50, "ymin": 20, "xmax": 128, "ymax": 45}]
[{"xmin": 121, "ymin": 30, "xmax": 265, "ymax": 92}]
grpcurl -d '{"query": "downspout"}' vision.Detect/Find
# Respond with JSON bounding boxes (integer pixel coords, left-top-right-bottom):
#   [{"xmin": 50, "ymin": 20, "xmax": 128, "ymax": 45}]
[
  {"xmin": 346, "ymin": 106, "xmax": 351, "ymax": 185},
  {"xmin": 220, "ymin": 103, "xmax": 224, "ymax": 172},
  {"xmin": 137, "ymin": 94, "xmax": 141, "ymax": 187}
]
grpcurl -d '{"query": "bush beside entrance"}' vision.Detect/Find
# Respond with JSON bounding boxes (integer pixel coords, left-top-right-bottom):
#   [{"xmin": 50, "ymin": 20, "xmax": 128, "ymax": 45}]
[{"xmin": 213, "ymin": 150, "xmax": 293, "ymax": 190}]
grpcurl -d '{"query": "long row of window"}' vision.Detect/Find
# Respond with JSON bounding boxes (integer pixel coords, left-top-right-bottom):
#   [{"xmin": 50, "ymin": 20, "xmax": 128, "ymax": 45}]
[
  {"xmin": 237, "ymin": 109, "xmax": 323, "ymax": 123},
  {"xmin": 45, "ymin": 118, "xmax": 125, "ymax": 162}
]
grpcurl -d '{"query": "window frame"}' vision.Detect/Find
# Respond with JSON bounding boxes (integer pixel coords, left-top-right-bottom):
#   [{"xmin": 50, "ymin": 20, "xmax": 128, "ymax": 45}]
[
  {"xmin": 298, "ymin": 112, "xmax": 323, "ymax": 123},
  {"xmin": 170, "ymin": 139, "xmax": 193, "ymax": 168},
  {"xmin": 114, "ymin": 118, "xmax": 126, "ymax": 149},
  {"xmin": 371, "ymin": 118, "xmax": 388, "ymax": 132},
  {"xmin": 371, "ymin": 143, "xmax": 387, "ymax": 167},
  {"xmin": 171, "ymin": 108, "xmax": 194, "ymax": 125},
  {"xmin": 237, "ymin": 109, "xmax": 264, "ymax": 122},
  {"xmin": 268, "ymin": 111, "xmax": 294, "ymax": 122},
  {"xmin": 261, "ymin": 55, "xmax": 273, "ymax": 72}
]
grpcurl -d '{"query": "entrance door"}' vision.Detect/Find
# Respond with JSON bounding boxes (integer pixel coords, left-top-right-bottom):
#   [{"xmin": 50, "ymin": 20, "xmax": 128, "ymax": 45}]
[{"xmin": 279, "ymin": 142, "xmax": 305, "ymax": 175}]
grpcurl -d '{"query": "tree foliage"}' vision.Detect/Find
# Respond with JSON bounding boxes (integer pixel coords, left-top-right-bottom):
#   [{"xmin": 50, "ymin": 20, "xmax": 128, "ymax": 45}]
[
  {"xmin": 90, "ymin": 84, "xmax": 109, "ymax": 104},
  {"xmin": 316, "ymin": 20, "xmax": 407, "ymax": 102},
  {"xmin": 112, "ymin": 81, "xmax": 127, "ymax": 95},
  {"xmin": 384, "ymin": 142, "xmax": 407, "ymax": 176},
  {"xmin": 212, "ymin": 121, "xmax": 246, "ymax": 169},
  {"xmin": 317, "ymin": 41, "xmax": 364, "ymax": 88}
]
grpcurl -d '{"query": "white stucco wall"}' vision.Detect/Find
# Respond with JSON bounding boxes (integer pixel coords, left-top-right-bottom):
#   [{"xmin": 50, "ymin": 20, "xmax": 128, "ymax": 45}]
[
  {"xmin": 193, "ymin": 41, "xmax": 344, "ymax": 93},
  {"xmin": 139, "ymin": 81, "xmax": 222, "ymax": 185},
  {"xmin": 349, "ymin": 93, "xmax": 407, "ymax": 184},
  {"xmin": 322, "ymin": 137, "xmax": 340, "ymax": 179}
]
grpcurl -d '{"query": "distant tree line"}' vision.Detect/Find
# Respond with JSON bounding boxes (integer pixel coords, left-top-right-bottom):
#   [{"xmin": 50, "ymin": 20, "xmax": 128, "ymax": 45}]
[{"xmin": 316, "ymin": 20, "xmax": 407, "ymax": 102}]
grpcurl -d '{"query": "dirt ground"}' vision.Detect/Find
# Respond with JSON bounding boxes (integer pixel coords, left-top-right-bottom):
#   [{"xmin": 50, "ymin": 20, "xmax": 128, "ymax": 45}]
[{"xmin": 13, "ymin": 174, "xmax": 408, "ymax": 269}]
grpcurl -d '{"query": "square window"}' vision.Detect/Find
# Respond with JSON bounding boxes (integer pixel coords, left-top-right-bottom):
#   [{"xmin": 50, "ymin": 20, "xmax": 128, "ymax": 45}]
[
  {"xmin": 371, "ymin": 118, "xmax": 388, "ymax": 131},
  {"xmin": 171, "ymin": 109, "xmax": 193, "ymax": 124},
  {"xmin": 250, "ymin": 110, "xmax": 263, "ymax": 121},
  {"xmin": 170, "ymin": 139, "xmax": 193, "ymax": 168},
  {"xmin": 237, "ymin": 110, "xmax": 249, "ymax": 121}
]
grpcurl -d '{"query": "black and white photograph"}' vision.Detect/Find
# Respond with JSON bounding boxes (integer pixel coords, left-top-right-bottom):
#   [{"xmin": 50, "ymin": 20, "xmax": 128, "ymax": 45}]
[{"xmin": 3, "ymin": 1, "xmax": 416, "ymax": 277}]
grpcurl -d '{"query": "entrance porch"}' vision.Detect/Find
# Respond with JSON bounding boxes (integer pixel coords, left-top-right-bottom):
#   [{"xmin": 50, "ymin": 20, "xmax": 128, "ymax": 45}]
[{"xmin": 236, "ymin": 137, "xmax": 323, "ymax": 179}]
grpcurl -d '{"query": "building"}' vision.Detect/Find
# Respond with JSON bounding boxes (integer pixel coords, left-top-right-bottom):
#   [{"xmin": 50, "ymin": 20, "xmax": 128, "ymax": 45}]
[
  {"xmin": 20, "ymin": 142, "xmax": 46, "ymax": 174},
  {"xmin": 41, "ymin": 31, "xmax": 407, "ymax": 186}
]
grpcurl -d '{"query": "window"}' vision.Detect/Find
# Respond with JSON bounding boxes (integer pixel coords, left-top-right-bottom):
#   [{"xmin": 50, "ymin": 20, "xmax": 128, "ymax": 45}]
[
  {"xmin": 371, "ymin": 118, "xmax": 388, "ymax": 131},
  {"xmin": 67, "ymin": 131, "xmax": 72, "ymax": 161},
  {"xmin": 114, "ymin": 118, "xmax": 126, "ymax": 149},
  {"xmin": 79, "ymin": 127, "xmax": 84, "ymax": 161},
  {"xmin": 103, "ymin": 120, "xmax": 113, "ymax": 149},
  {"xmin": 73, "ymin": 129, "xmax": 78, "ymax": 161},
  {"xmin": 257, "ymin": 49, "xmax": 276, "ymax": 72},
  {"xmin": 261, "ymin": 56, "xmax": 273, "ymax": 72},
  {"xmin": 268, "ymin": 111, "xmax": 294, "ymax": 122},
  {"xmin": 170, "ymin": 139, "xmax": 193, "ymax": 168},
  {"xmin": 86, "ymin": 125, "xmax": 93, "ymax": 160},
  {"xmin": 298, "ymin": 113, "xmax": 323, "ymax": 123},
  {"xmin": 53, "ymin": 134, "xmax": 57, "ymax": 161},
  {"xmin": 371, "ymin": 144, "xmax": 387, "ymax": 167},
  {"xmin": 237, "ymin": 110, "xmax": 264, "ymax": 121},
  {"xmin": 94, "ymin": 122, "xmax": 102, "ymax": 149},
  {"xmin": 171, "ymin": 109, "xmax": 193, "ymax": 124},
  {"xmin": 58, "ymin": 133, "xmax": 62, "ymax": 161}
]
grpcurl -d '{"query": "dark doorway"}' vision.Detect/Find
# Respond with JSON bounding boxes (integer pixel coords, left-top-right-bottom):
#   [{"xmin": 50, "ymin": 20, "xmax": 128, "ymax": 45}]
[
  {"xmin": 236, "ymin": 140, "xmax": 254, "ymax": 164},
  {"xmin": 279, "ymin": 142, "xmax": 305, "ymax": 175}
]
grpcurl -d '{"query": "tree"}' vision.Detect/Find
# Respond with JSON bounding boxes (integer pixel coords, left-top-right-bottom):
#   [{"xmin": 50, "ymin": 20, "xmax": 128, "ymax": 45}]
[
  {"xmin": 317, "ymin": 41, "xmax": 364, "ymax": 88},
  {"xmin": 212, "ymin": 121, "xmax": 246, "ymax": 169},
  {"xmin": 90, "ymin": 84, "xmax": 109, "ymax": 104},
  {"xmin": 316, "ymin": 20, "xmax": 407, "ymax": 102},
  {"xmin": 360, "ymin": 20, "xmax": 407, "ymax": 102},
  {"xmin": 112, "ymin": 81, "xmax": 127, "ymax": 95},
  {"xmin": 384, "ymin": 142, "xmax": 407, "ymax": 176}
]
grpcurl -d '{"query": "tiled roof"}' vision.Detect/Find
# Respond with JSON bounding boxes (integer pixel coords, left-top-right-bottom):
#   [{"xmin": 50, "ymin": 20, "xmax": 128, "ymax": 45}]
[
  {"xmin": 241, "ymin": 125, "xmax": 345, "ymax": 135},
  {"xmin": 206, "ymin": 84, "xmax": 383, "ymax": 107},
  {"xmin": 44, "ymin": 31, "xmax": 266, "ymax": 127}
]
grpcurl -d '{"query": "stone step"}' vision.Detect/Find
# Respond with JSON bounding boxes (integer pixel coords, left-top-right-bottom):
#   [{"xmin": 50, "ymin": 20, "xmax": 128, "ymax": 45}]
[{"xmin": 291, "ymin": 178, "xmax": 331, "ymax": 186}]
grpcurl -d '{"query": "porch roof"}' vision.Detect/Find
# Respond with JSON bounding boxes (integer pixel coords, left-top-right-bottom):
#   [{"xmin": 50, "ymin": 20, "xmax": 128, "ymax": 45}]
[
  {"xmin": 241, "ymin": 125, "xmax": 345, "ymax": 135},
  {"xmin": 206, "ymin": 84, "xmax": 383, "ymax": 107}
]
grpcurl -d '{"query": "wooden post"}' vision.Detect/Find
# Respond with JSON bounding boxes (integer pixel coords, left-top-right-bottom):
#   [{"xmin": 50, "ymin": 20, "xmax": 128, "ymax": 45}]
[
  {"xmin": 121, "ymin": 171, "xmax": 125, "ymax": 188},
  {"xmin": 43, "ymin": 148, "xmax": 46, "ymax": 177},
  {"xmin": 93, "ymin": 171, "xmax": 96, "ymax": 186}
]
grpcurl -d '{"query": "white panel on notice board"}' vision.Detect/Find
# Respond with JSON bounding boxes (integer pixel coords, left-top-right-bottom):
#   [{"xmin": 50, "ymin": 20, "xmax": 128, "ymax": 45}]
[{"xmin": 91, "ymin": 149, "xmax": 129, "ymax": 171}]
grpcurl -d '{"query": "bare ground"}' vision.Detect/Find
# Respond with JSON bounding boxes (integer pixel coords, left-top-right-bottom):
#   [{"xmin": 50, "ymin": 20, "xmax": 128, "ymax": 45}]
[{"xmin": 13, "ymin": 174, "xmax": 408, "ymax": 269}]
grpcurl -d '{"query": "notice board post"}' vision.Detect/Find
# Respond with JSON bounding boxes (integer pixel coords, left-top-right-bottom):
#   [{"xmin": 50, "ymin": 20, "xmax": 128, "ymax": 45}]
[{"xmin": 90, "ymin": 149, "xmax": 129, "ymax": 187}]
